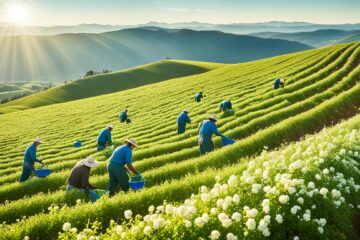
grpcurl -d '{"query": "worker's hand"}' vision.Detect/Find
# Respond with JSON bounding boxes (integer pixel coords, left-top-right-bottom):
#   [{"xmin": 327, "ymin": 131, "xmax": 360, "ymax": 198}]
[{"xmin": 137, "ymin": 173, "xmax": 145, "ymax": 180}]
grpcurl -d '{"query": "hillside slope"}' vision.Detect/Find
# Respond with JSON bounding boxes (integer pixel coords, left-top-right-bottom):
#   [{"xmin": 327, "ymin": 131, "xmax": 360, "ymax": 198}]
[
  {"xmin": 0, "ymin": 60, "xmax": 225, "ymax": 113},
  {"xmin": 0, "ymin": 28, "xmax": 312, "ymax": 82},
  {"xmin": 0, "ymin": 42, "xmax": 359, "ymax": 239}
]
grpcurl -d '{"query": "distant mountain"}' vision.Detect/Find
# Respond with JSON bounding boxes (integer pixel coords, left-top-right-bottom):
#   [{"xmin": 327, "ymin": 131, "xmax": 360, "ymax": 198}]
[
  {"xmin": 1, "ymin": 21, "xmax": 360, "ymax": 36},
  {"xmin": 250, "ymin": 29, "xmax": 360, "ymax": 47},
  {"xmin": 0, "ymin": 28, "xmax": 312, "ymax": 82}
]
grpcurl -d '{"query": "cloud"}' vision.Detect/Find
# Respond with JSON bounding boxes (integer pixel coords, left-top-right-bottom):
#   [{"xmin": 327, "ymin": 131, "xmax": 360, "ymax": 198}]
[{"xmin": 165, "ymin": 8, "xmax": 188, "ymax": 12}]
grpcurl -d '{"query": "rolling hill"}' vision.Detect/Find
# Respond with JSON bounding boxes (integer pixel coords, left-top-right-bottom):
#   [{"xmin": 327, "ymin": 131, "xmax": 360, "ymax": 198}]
[
  {"xmin": 251, "ymin": 29, "xmax": 360, "ymax": 47},
  {"xmin": 0, "ymin": 28, "xmax": 312, "ymax": 82},
  {"xmin": 0, "ymin": 42, "xmax": 359, "ymax": 239},
  {"xmin": 0, "ymin": 60, "xmax": 225, "ymax": 114}
]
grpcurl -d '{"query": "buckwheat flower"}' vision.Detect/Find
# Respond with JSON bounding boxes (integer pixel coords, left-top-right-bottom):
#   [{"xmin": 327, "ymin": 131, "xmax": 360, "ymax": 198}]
[
  {"xmin": 215, "ymin": 175, "xmax": 222, "ymax": 182},
  {"xmin": 70, "ymin": 228, "xmax": 77, "ymax": 233},
  {"xmin": 131, "ymin": 226, "xmax": 139, "ymax": 236},
  {"xmin": 184, "ymin": 220, "xmax": 192, "ymax": 228},
  {"xmin": 263, "ymin": 205, "xmax": 270, "ymax": 214},
  {"xmin": 201, "ymin": 193, "xmax": 211, "ymax": 203},
  {"xmin": 246, "ymin": 208, "xmax": 258, "ymax": 218},
  {"xmin": 319, "ymin": 158, "xmax": 325, "ymax": 163},
  {"xmin": 331, "ymin": 189, "xmax": 341, "ymax": 198},
  {"xmin": 263, "ymin": 170, "xmax": 269, "ymax": 179},
  {"xmin": 279, "ymin": 195, "xmax": 289, "ymax": 204},
  {"xmin": 294, "ymin": 236, "xmax": 300, "ymax": 240},
  {"xmin": 308, "ymin": 182, "xmax": 315, "ymax": 189},
  {"xmin": 63, "ymin": 222, "xmax": 71, "ymax": 231},
  {"xmin": 275, "ymin": 214, "xmax": 283, "ymax": 223},
  {"xmin": 231, "ymin": 212, "xmax": 241, "ymax": 222},
  {"xmin": 291, "ymin": 205, "xmax": 301, "ymax": 215},
  {"xmin": 318, "ymin": 227, "xmax": 324, "ymax": 234},
  {"xmin": 252, "ymin": 184, "xmax": 262, "ymax": 193},
  {"xmin": 232, "ymin": 194, "xmax": 240, "ymax": 204},
  {"xmin": 24, "ymin": 236, "xmax": 29, "ymax": 240},
  {"xmin": 339, "ymin": 149, "xmax": 346, "ymax": 155},
  {"xmin": 222, "ymin": 219, "xmax": 232, "ymax": 228},
  {"xmin": 245, "ymin": 176, "xmax": 254, "ymax": 184},
  {"xmin": 210, "ymin": 188, "xmax": 220, "ymax": 198},
  {"xmin": 202, "ymin": 213, "xmax": 209, "ymax": 223},
  {"xmin": 124, "ymin": 210, "xmax": 133, "ymax": 219},
  {"xmin": 315, "ymin": 174, "xmax": 321, "ymax": 180},
  {"xmin": 153, "ymin": 218, "xmax": 164, "ymax": 229},
  {"xmin": 322, "ymin": 168, "xmax": 329, "ymax": 175},
  {"xmin": 288, "ymin": 187, "xmax": 296, "ymax": 195},
  {"xmin": 228, "ymin": 175, "xmax": 238, "ymax": 186},
  {"xmin": 143, "ymin": 226, "xmax": 152, "ymax": 235},
  {"xmin": 218, "ymin": 213, "xmax": 228, "ymax": 222},
  {"xmin": 297, "ymin": 197, "xmax": 304, "ymax": 204},
  {"xmin": 194, "ymin": 217, "xmax": 205, "ymax": 228},
  {"xmin": 319, "ymin": 188, "xmax": 328, "ymax": 196},
  {"xmin": 54, "ymin": 206, "xmax": 59, "ymax": 212},
  {"xmin": 200, "ymin": 186, "xmax": 208, "ymax": 193},
  {"xmin": 210, "ymin": 208, "xmax": 218, "ymax": 215},
  {"xmin": 210, "ymin": 230, "xmax": 221, "ymax": 240},
  {"xmin": 226, "ymin": 233, "xmax": 238, "ymax": 240},
  {"xmin": 246, "ymin": 218, "xmax": 256, "ymax": 230},
  {"xmin": 303, "ymin": 213, "xmax": 311, "ymax": 222},
  {"xmin": 148, "ymin": 205, "xmax": 155, "ymax": 213},
  {"xmin": 76, "ymin": 199, "xmax": 81, "ymax": 204},
  {"xmin": 330, "ymin": 167, "xmax": 335, "ymax": 172}
]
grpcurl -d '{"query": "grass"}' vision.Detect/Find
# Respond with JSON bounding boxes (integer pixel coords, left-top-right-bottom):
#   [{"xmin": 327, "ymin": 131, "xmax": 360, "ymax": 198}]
[{"xmin": 0, "ymin": 42, "xmax": 359, "ymax": 239}]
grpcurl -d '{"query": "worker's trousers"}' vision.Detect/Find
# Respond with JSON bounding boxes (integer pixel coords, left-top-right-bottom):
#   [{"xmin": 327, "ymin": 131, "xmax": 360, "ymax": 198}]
[
  {"xmin": 178, "ymin": 124, "xmax": 186, "ymax": 134},
  {"xmin": 97, "ymin": 144, "xmax": 106, "ymax": 151},
  {"xmin": 19, "ymin": 161, "xmax": 34, "ymax": 182},
  {"xmin": 107, "ymin": 162, "xmax": 130, "ymax": 196},
  {"xmin": 199, "ymin": 136, "xmax": 214, "ymax": 155}
]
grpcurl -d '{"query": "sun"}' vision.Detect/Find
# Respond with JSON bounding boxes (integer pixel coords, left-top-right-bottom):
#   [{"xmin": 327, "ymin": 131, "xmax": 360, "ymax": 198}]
[{"xmin": 5, "ymin": 2, "xmax": 30, "ymax": 24}]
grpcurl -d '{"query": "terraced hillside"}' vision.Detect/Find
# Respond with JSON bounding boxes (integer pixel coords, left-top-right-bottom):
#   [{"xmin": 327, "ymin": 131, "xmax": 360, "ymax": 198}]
[
  {"xmin": 0, "ymin": 42, "xmax": 359, "ymax": 239},
  {"xmin": 0, "ymin": 60, "xmax": 224, "ymax": 114}
]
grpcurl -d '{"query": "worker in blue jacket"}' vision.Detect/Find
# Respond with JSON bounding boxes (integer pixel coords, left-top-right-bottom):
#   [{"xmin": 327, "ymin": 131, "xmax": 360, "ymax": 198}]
[
  {"xmin": 119, "ymin": 109, "xmax": 131, "ymax": 124},
  {"xmin": 19, "ymin": 137, "xmax": 44, "ymax": 182},
  {"xmin": 219, "ymin": 100, "xmax": 232, "ymax": 112},
  {"xmin": 274, "ymin": 78, "xmax": 285, "ymax": 90},
  {"xmin": 177, "ymin": 109, "xmax": 191, "ymax": 134},
  {"xmin": 198, "ymin": 114, "xmax": 225, "ymax": 155},
  {"xmin": 107, "ymin": 139, "xmax": 142, "ymax": 196},
  {"xmin": 97, "ymin": 124, "xmax": 113, "ymax": 151},
  {"xmin": 195, "ymin": 92, "xmax": 204, "ymax": 102}
]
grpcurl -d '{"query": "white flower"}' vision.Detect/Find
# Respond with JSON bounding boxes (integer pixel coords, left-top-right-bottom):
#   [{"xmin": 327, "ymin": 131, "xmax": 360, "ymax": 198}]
[
  {"xmin": 148, "ymin": 205, "xmax": 155, "ymax": 213},
  {"xmin": 124, "ymin": 210, "xmax": 133, "ymax": 219},
  {"xmin": 246, "ymin": 208, "xmax": 258, "ymax": 218},
  {"xmin": 69, "ymin": 228, "xmax": 77, "ymax": 233},
  {"xmin": 202, "ymin": 213, "xmax": 209, "ymax": 223},
  {"xmin": 331, "ymin": 189, "xmax": 341, "ymax": 198},
  {"xmin": 232, "ymin": 194, "xmax": 240, "ymax": 204},
  {"xmin": 252, "ymin": 184, "xmax": 262, "ymax": 193},
  {"xmin": 246, "ymin": 218, "xmax": 256, "ymax": 230},
  {"xmin": 339, "ymin": 149, "xmax": 346, "ymax": 155},
  {"xmin": 201, "ymin": 193, "xmax": 211, "ymax": 203},
  {"xmin": 294, "ymin": 236, "xmax": 300, "ymax": 240},
  {"xmin": 153, "ymin": 218, "xmax": 164, "ymax": 229},
  {"xmin": 279, "ymin": 195, "xmax": 289, "ymax": 204},
  {"xmin": 194, "ymin": 217, "xmax": 205, "ymax": 228},
  {"xmin": 143, "ymin": 226, "xmax": 152, "ymax": 235},
  {"xmin": 63, "ymin": 222, "xmax": 71, "ymax": 231},
  {"xmin": 303, "ymin": 213, "xmax": 311, "ymax": 222},
  {"xmin": 210, "ymin": 230, "xmax": 221, "ymax": 240},
  {"xmin": 319, "ymin": 188, "xmax": 328, "ymax": 196},
  {"xmin": 215, "ymin": 175, "xmax": 222, "ymax": 182},
  {"xmin": 297, "ymin": 197, "xmax": 304, "ymax": 204},
  {"xmin": 318, "ymin": 226, "xmax": 324, "ymax": 234},
  {"xmin": 275, "ymin": 214, "xmax": 283, "ymax": 223},
  {"xmin": 131, "ymin": 226, "xmax": 139, "ymax": 236},
  {"xmin": 210, "ymin": 208, "xmax": 218, "ymax": 215},
  {"xmin": 76, "ymin": 199, "xmax": 81, "ymax": 204},
  {"xmin": 315, "ymin": 174, "xmax": 321, "ymax": 180},
  {"xmin": 308, "ymin": 182, "xmax": 315, "ymax": 189},
  {"xmin": 228, "ymin": 175, "xmax": 238, "ymax": 186},
  {"xmin": 226, "ymin": 233, "xmax": 238, "ymax": 240},
  {"xmin": 222, "ymin": 219, "xmax": 232, "ymax": 228},
  {"xmin": 200, "ymin": 186, "xmax": 208, "ymax": 193},
  {"xmin": 290, "ymin": 205, "xmax": 301, "ymax": 215},
  {"xmin": 24, "ymin": 237, "xmax": 29, "ymax": 240},
  {"xmin": 231, "ymin": 212, "xmax": 241, "ymax": 222}
]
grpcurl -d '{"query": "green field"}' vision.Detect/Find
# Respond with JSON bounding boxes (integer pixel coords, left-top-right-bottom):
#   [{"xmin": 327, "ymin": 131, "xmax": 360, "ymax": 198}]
[
  {"xmin": 0, "ymin": 60, "xmax": 225, "ymax": 114},
  {"xmin": 0, "ymin": 42, "xmax": 360, "ymax": 239}
]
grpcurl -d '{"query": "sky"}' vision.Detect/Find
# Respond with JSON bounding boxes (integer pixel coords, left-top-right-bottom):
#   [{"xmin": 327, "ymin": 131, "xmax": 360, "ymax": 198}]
[{"xmin": 0, "ymin": 0, "xmax": 359, "ymax": 26}]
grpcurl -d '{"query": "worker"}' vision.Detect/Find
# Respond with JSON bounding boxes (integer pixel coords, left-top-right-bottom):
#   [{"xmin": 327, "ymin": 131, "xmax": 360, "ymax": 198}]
[
  {"xmin": 195, "ymin": 92, "xmax": 204, "ymax": 102},
  {"xmin": 274, "ymin": 78, "xmax": 285, "ymax": 90},
  {"xmin": 119, "ymin": 109, "xmax": 131, "ymax": 124},
  {"xmin": 177, "ymin": 109, "xmax": 191, "ymax": 134},
  {"xmin": 19, "ymin": 137, "xmax": 44, "ymax": 182},
  {"xmin": 198, "ymin": 114, "xmax": 225, "ymax": 155},
  {"xmin": 219, "ymin": 100, "xmax": 232, "ymax": 112},
  {"xmin": 66, "ymin": 156, "xmax": 99, "ymax": 192},
  {"xmin": 97, "ymin": 124, "xmax": 113, "ymax": 151},
  {"xmin": 107, "ymin": 139, "xmax": 142, "ymax": 196}
]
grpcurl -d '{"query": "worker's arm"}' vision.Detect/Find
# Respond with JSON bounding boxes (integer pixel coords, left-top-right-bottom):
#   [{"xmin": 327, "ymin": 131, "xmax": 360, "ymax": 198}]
[
  {"xmin": 31, "ymin": 146, "xmax": 42, "ymax": 164},
  {"xmin": 81, "ymin": 170, "xmax": 94, "ymax": 191},
  {"xmin": 126, "ymin": 163, "xmax": 139, "ymax": 175},
  {"xmin": 211, "ymin": 122, "xmax": 223, "ymax": 137},
  {"xmin": 185, "ymin": 115, "xmax": 191, "ymax": 123},
  {"xmin": 198, "ymin": 122, "xmax": 203, "ymax": 135},
  {"xmin": 107, "ymin": 131, "xmax": 113, "ymax": 145}
]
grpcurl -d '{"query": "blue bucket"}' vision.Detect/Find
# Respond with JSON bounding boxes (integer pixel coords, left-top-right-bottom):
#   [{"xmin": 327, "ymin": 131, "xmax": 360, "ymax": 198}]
[
  {"xmin": 129, "ymin": 181, "xmax": 145, "ymax": 190},
  {"xmin": 89, "ymin": 189, "xmax": 109, "ymax": 202},
  {"xmin": 35, "ymin": 168, "xmax": 51, "ymax": 177},
  {"xmin": 74, "ymin": 141, "xmax": 82, "ymax": 148},
  {"xmin": 221, "ymin": 138, "xmax": 235, "ymax": 146}
]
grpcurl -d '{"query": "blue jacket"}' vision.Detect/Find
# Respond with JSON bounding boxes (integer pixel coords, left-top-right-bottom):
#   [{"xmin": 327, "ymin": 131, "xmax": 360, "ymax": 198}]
[
  {"xmin": 24, "ymin": 143, "xmax": 40, "ymax": 164},
  {"xmin": 110, "ymin": 144, "xmax": 132, "ymax": 165},
  {"xmin": 177, "ymin": 112, "xmax": 191, "ymax": 127},
  {"xmin": 274, "ymin": 78, "xmax": 281, "ymax": 89},
  {"xmin": 119, "ymin": 111, "xmax": 128, "ymax": 122},
  {"xmin": 195, "ymin": 92, "xmax": 203, "ymax": 101},
  {"xmin": 97, "ymin": 128, "xmax": 112, "ymax": 146},
  {"xmin": 198, "ymin": 120, "xmax": 222, "ymax": 138},
  {"xmin": 220, "ymin": 101, "xmax": 232, "ymax": 111}
]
